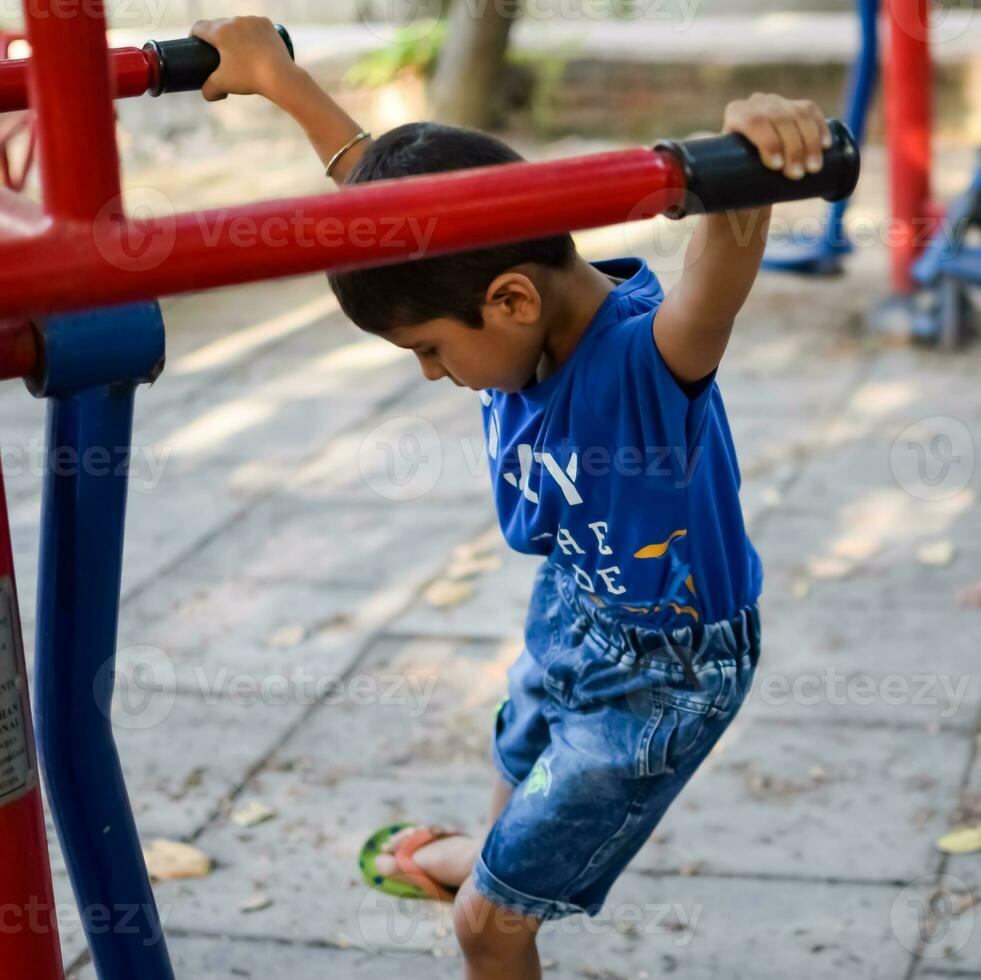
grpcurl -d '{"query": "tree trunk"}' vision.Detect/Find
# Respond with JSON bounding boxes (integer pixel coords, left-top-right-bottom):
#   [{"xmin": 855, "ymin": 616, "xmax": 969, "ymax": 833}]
[{"xmin": 430, "ymin": 0, "xmax": 520, "ymax": 129}]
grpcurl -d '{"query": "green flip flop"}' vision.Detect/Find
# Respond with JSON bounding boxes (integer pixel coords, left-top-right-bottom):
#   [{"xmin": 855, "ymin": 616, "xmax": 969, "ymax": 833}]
[{"xmin": 358, "ymin": 823, "xmax": 458, "ymax": 902}]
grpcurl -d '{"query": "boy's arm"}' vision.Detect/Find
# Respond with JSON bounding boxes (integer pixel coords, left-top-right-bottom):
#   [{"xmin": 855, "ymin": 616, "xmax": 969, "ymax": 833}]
[
  {"xmin": 189, "ymin": 17, "xmax": 373, "ymax": 184},
  {"xmin": 652, "ymin": 93, "xmax": 832, "ymax": 386}
]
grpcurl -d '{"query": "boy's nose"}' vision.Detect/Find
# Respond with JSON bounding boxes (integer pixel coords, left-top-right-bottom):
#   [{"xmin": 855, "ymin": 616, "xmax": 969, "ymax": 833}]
[{"xmin": 419, "ymin": 358, "xmax": 447, "ymax": 382}]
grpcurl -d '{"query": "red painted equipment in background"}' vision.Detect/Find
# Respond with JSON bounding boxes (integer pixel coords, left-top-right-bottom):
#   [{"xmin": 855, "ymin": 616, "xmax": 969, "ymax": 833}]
[
  {"xmin": 0, "ymin": 33, "xmax": 36, "ymax": 192},
  {"xmin": 884, "ymin": 0, "xmax": 940, "ymax": 293},
  {"xmin": 0, "ymin": 462, "xmax": 65, "ymax": 979}
]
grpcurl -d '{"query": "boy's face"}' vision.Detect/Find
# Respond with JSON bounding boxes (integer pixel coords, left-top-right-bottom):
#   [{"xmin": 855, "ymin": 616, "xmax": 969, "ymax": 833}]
[{"xmin": 385, "ymin": 270, "xmax": 547, "ymax": 394}]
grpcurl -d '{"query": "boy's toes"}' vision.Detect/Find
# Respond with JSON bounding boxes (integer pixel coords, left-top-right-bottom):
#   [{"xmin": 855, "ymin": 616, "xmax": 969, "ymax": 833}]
[
  {"xmin": 375, "ymin": 852, "xmax": 398, "ymax": 877},
  {"xmin": 380, "ymin": 826, "xmax": 422, "ymax": 855}
]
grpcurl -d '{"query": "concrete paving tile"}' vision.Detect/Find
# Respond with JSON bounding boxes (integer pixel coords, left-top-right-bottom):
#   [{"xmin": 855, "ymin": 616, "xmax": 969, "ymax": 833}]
[
  {"xmin": 145, "ymin": 771, "xmax": 489, "ymax": 946},
  {"xmin": 388, "ymin": 531, "xmax": 542, "ymax": 641},
  {"xmin": 144, "ymin": 330, "xmax": 419, "ymax": 469},
  {"xmin": 148, "ymin": 495, "xmax": 489, "ymax": 593},
  {"xmin": 285, "ymin": 381, "xmax": 494, "ymax": 505},
  {"xmin": 774, "ymin": 434, "xmax": 978, "ymax": 532},
  {"xmin": 270, "ymin": 634, "xmax": 521, "ymax": 785},
  {"xmin": 117, "ymin": 579, "xmax": 415, "ymax": 697},
  {"xmin": 110, "ymin": 691, "xmax": 307, "ymax": 839},
  {"xmin": 79, "ymin": 869, "xmax": 921, "ymax": 979},
  {"xmin": 632, "ymin": 717, "xmax": 971, "ymax": 884},
  {"xmin": 742, "ymin": 595, "xmax": 981, "ymax": 729},
  {"xmin": 75, "ymin": 871, "xmax": 924, "ymax": 980},
  {"xmin": 551, "ymin": 872, "xmax": 918, "ymax": 980},
  {"xmin": 72, "ymin": 937, "xmax": 463, "ymax": 980}
]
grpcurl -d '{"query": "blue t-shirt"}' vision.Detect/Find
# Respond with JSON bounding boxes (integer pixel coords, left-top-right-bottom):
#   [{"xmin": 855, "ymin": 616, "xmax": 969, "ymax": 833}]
[{"xmin": 479, "ymin": 256, "xmax": 763, "ymax": 629}]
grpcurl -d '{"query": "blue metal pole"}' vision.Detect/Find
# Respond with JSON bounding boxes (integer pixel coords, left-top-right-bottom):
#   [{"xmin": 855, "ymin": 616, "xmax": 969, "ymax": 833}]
[
  {"xmin": 824, "ymin": 0, "xmax": 879, "ymax": 254},
  {"xmin": 762, "ymin": 0, "xmax": 878, "ymax": 275},
  {"xmin": 31, "ymin": 304, "xmax": 172, "ymax": 980}
]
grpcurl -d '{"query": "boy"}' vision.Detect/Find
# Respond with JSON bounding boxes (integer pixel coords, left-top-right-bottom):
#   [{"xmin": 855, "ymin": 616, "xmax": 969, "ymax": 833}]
[{"xmin": 191, "ymin": 16, "xmax": 831, "ymax": 980}]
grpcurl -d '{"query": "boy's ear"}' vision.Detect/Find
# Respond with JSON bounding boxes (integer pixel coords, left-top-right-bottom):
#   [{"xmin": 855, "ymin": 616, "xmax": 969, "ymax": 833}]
[{"xmin": 483, "ymin": 272, "xmax": 542, "ymax": 324}]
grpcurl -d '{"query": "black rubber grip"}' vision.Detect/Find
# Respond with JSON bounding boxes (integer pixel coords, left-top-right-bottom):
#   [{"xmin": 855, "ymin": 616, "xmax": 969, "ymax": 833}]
[
  {"xmin": 144, "ymin": 24, "xmax": 295, "ymax": 97},
  {"xmin": 654, "ymin": 118, "xmax": 859, "ymax": 218}
]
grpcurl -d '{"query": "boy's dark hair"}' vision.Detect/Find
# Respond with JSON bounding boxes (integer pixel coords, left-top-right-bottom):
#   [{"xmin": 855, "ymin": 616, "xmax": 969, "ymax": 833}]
[{"xmin": 327, "ymin": 122, "xmax": 576, "ymax": 334}]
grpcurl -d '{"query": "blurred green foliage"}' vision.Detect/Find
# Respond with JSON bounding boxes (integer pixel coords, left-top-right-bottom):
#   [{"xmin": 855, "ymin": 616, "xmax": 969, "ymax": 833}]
[{"xmin": 344, "ymin": 22, "xmax": 448, "ymax": 88}]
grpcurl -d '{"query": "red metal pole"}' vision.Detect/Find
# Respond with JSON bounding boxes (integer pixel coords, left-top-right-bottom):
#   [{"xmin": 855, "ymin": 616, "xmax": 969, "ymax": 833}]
[
  {"xmin": 0, "ymin": 189, "xmax": 43, "ymax": 381},
  {"xmin": 0, "ymin": 319, "xmax": 38, "ymax": 381},
  {"xmin": 885, "ymin": 0, "xmax": 933, "ymax": 293},
  {"xmin": 23, "ymin": 0, "xmax": 121, "ymax": 222},
  {"xmin": 0, "ymin": 48, "xmax": 155, "ymax": 115},
  {"xmin": 0, "ymin": 460, "xmax": 65, "ymax": 979},
  {"xmin": 0, "ymin": 148, "xmax": 685, "ymax": 319}
]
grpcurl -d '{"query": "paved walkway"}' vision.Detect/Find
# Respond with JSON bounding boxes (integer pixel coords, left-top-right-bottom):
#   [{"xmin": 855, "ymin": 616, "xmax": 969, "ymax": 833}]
[{"xmin": 1, "ymin": 141, "xmax": 979, "ymax": 977}]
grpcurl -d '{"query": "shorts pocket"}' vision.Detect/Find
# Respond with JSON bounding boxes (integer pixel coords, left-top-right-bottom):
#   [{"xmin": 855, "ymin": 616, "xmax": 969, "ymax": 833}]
[
  {"xmin": 639, "ymin": 695, "xmax": 708, "ymax": 776},
  {"xmin": 542, "ymin": 629, "xmax": 638, "ymax": 711}
]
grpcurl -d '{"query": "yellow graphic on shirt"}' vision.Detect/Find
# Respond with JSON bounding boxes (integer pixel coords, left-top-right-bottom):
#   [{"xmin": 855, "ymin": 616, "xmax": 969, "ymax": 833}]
[
  {"xmin": 628, "ymin": 528, "xmax": 700, "ymax": 621},
  {"xmin": 633, "ymin": 529, "xmax": 687, "ymax": 559}
]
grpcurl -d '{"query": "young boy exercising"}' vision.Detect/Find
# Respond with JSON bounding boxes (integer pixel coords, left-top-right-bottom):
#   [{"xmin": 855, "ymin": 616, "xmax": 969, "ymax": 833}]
[{"xmin": 192, "ymin": 17, "xmax": 832, "ymax": 979}]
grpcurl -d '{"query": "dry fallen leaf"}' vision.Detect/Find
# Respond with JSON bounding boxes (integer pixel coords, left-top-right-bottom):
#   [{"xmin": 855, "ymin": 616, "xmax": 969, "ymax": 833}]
[
  {"xmin": 143, "ymin": 839, "xmax": 212, "ymax": 880},
  {"xmin": 808, "ymin": 557, "xmax": 853, "ymax": 580},
  {"xmin": 424, "ymin": 579, "xmax": 476, "ymax": 608},
  {"xmin": 808, "ymin": 766, "xmax": 830, "ymax": 784},
  {"xmin": 917, "ymin": 540, "xmax": 955, "ymax": 567},
  {"xmin": 445, "ymin": 554, "xmax": 503, "ymax": 581},
  {"xmin": 268, "ymin": 624, "xmax": 306, "ymax": 648},
  {"xmin": 231, "ymin": 800, "xmax": 277, "ymax": 828},
  {"xmin": 239, "ymin": 891, "xmax": 273, "ymax": 913},
  {"xmin": 936, "ymin": 827, "xmax": 981, "ymax": 854}
]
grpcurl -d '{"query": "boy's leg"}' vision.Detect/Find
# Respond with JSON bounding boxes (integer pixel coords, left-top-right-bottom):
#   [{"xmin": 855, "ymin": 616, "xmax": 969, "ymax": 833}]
[
  {"xmin": 377, "ymin": 562, "xmax": 556, "ymax": 905},
  {"xmin": 454, "ymin": 876, "xmax": 542, "ymax": 980}
]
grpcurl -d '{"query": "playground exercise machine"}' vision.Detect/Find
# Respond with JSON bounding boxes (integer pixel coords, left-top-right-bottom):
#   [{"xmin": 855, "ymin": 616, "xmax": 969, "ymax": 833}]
[
  {"xmin": 0, "ymin": 3, "xmax": 858, "ymax": 978},
  {"xmin": 0, "ymin": 31, "xmax": 34, "ymax": 192},
  {"xmin": 764, "ymin": 0, "xmax": 979, "ymax": 347}
]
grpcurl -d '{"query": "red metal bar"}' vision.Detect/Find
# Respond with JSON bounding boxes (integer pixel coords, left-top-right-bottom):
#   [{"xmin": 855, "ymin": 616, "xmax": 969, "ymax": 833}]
[
  {"xmin": 0, "ymin": 148, "xmax": 685, "ymax": 320},
  {"xmin": 0, "ymin": 47, "xmax": 155, "ymax": 115},
  {"xmin": 0, "ymin": 319, "xmax": 38, "ymax": 381},
  {"xmin": 0, "ymin": 460, "xmax": 65, "ymax": 979},
  {"xmin": 885, "ymin": 0, "xmax": 934, "ymax": 293},
  {"xmin": 23, "ymin": 0, "xmax": 121, "ymax": 221}
]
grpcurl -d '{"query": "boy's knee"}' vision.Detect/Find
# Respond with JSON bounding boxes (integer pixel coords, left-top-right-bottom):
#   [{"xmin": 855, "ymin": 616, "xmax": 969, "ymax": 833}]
[{"xmin": 453, "ymin": 878, "xmax": 538, "ymax": 961}]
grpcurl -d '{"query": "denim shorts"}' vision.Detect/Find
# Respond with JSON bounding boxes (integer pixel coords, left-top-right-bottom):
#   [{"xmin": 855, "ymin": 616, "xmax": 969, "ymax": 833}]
[{"xmin": 473, "ymin": 560, "xmax": 761, "ymax": 921}]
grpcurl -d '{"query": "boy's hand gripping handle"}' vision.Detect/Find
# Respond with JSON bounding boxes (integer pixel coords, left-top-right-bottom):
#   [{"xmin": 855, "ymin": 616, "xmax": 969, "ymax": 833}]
[
  {"xmin": 655, "ymin": 118, "xmax": 859, "ymax": 218},
  {"xmin": 143, "ymin": 24, "xmax": 295, "ymax": 97}
]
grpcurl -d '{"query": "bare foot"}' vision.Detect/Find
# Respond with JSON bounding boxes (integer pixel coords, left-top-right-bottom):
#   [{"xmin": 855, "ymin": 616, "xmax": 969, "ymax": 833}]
[{"xmin": 375, "ymin": 826, "xmax": 480, "ymax": 891}]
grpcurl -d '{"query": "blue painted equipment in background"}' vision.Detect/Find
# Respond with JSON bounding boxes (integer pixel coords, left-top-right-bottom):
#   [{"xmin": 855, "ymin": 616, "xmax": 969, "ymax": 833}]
[
  {"xmin": 911, "ymin": 155, "xmax": 981, "ymax": 346},
  {"xmin": 762, "ymin": 0, "xmax": 878, "ymax": 276},
  {"xmin": 32, "ymin": 303, "xmax": 175, "ymax": 980}
]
